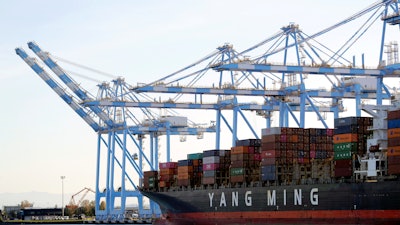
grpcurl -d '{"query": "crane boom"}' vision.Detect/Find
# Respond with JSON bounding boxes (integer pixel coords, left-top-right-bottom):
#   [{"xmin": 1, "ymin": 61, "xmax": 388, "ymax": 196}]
[
  {"xmin": 16, "ymin": 48, "xmax": 101, "ymax": 132},
  {"xmin": 27, "ymin": 41, "xmax": 115, "ymax": 128}
]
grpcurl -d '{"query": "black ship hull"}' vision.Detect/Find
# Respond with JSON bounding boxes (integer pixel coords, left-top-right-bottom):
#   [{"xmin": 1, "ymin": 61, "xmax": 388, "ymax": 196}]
[{"xmin": 142, "ymin": 180, "xmax": 400, "ymax": 225}]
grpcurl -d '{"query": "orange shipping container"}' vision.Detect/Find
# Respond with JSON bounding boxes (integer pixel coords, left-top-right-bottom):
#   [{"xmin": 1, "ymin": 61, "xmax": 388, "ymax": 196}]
[
  {"xmin": 177, "ymin": 173, "xmax": 191, "ymax": 180},
  {"xmin": 333, "ymin": 133, "xmax": 358, "ymax": 144},
  {"xmin": 231, "ymin": 146, "xmax": 249, "ymax": 154},
  {"xmin": 159, "ymin": 168, "xmax": 176, "ymax": 175},
  {"xmin": 178, "ymin": 166, "xmax": 193, "ymax": 174},
  {"xmin": 388, "ymin": 146, "xmax": 400, "ymax": 156},
  {"xmin": 388, "ymin": 128, "xmax": 400, "ymax": 139}
]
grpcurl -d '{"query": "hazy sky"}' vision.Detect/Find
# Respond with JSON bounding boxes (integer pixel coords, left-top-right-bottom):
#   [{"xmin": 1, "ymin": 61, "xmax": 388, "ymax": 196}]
[{"xmin": 0, "ymin": 0, "xmax": 393, "ymax": 207}]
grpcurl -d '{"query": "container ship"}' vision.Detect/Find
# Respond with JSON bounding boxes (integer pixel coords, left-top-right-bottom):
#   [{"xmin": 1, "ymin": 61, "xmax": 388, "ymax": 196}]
[{"xmin": 140, "ymin": 108, "xmax": 400, "ymax": 225}]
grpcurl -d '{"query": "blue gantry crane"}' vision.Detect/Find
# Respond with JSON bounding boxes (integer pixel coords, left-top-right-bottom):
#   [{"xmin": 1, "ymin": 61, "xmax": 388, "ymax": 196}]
[
  {"xmin": 16, "ymin": 43, "xmax": 215, "ymax": 222},
  {"xmin": 16, "ymin": 0, "xmax": 400, "ymax": 222}
]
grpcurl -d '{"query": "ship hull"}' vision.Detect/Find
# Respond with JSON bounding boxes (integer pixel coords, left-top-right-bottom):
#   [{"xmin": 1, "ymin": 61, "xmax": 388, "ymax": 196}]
[{"xmin": 142, "ymin": 180, "xmax": 400, "ymax": 225}]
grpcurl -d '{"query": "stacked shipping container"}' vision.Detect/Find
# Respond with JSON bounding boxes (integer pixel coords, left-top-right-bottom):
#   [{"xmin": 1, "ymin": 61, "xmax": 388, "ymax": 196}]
[
  {"xmin": 261, "ymin": 127, "xmax": 333, "ymax": 184},
  {"xmin": 387, "ymin": 110, "xmax": 400, "ymax": 175},
  {"xmin": 333, "ymin": 117, "xmax": 373, "ymax": 177},
  {"xmin": 187, "ymin": 153, "xmax": 203, "ymax": 187},
  {"xmin": 230, "ymin": 139, "xmax": 261, "ymax": 184},
  {"xmin": 158, "ymin": 162, "xmax": 177, "ymax": 188},
  {"xmin": 143, "ymin": 170, "xmax": 158, "ymax": 190},
  {"xmin": 202, "ymin": 150, "xmax": 231, "ymax": 186},
  {"xmin": 177, "ymin": 159, "xmax": 194, "ymax": 187}
]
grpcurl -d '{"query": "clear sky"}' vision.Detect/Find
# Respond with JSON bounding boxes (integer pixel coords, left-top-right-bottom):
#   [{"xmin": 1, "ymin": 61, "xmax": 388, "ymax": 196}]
[{"xmin": 0, "ymin": 0, "xmax": 393, "ymax": 207}]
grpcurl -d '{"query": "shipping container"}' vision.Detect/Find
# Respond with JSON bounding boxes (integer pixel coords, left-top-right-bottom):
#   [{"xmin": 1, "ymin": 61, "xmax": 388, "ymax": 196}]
[
  {"xmin": 387, "ymin": 109, "xmax": 400, "ymax": 120},
  {"xmin": 230, "ymin": 167, "xmax": 245, "ymax": 176},
  {"xmin": 231, "ymin": 160, "xmax": 251, "ymax": 168},
  {"xmin": 231, "ymin": 146, "xmax": 249, "ymax": 154},
  {"xmin": 261, "ymin": 127, "xmax": 285, "ymax": 136},
  {"xmin": 388, "ymin": 137, "xmax": 400, "ymax": 147},
  {"xmin": 388, "ymin": 146, "xmax": 400, "ymax": 156},
  {"xmin": 202, "ymin": 176, "xmax": 217, "ymax": 185},
  {"xmin": 333, "ymin": 133, "xmax": 358, "ymax": 144},
  {"xmin": 388, "ymin": 119, "xmax": 400, "ymax": 129},
  {"xmin": 203, "ymin": 156, "xmax": 220, "ymax": 164},
  {"xmin": 333, "ymin": 142, "xmax": 358, "ymax": 152},
  {"xmin": 159, "ymin": 162, "xmax": 178, "ymax": 169},
  {"xmin": 388, "ymin": 155, "xmax": 400, "ymax": 165},
  {"xmin": 230, "ymin": 175, "xmax": 246, "ymax": 183},
  {"xmin": 334, "ymin": 150, "xmax": 353, "ymax": 160},
  {"xmin": 203, "ymin": 170, "xmax": 217, "ymax": 177},
  {"xmin": 236, "ymin": 139, "xmax": 261, "ymax": 147},
  {"xmin": 187, "ymin": 153, "xmax": 203, "ymax": 160},
  {"xmin": 177, "ymin": 179, "xmax": 190, "ymax": 186},
  {"xmin": 261, "ymin": 158, "xmax": 276, "ymax": 166},
  {"xmin": 178, "ymin": 159, "xmax": 193, "ymax": 166},
  {"xmin": 261, "ymin": 165, "xmax": 276, "ymax": 174},
  {"xmin": 388, "ymin": 128, "xmax": 400, "ymax": 139},
  {"xmin": 203, "ymin": 163, "xmax": 220, "ymax": 171},
  {"xmin": 178, "ymin": 166, "xmax": 193, "ymax": 174}
]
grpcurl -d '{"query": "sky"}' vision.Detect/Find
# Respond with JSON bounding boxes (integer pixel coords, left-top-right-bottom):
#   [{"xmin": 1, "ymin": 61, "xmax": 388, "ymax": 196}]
[{"xmin": 0, "ymin": 0, "xmax": 395, "ymax": 208}]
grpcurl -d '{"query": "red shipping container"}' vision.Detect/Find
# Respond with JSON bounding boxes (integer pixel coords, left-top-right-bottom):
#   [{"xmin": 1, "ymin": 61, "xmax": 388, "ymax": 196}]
[
  {"xmin": 177, "ymin": 179, "xmax": 190, "ymax": 186},
  {"xmin": 388, "ymin": 137, "xmax": 400, "ymax": 147},
  {"xmin": 388, "ymin": 164, "xmax": 400, "ymax": 175},
  {"xmin": 202, "ymin": 177, "xmax": 217, "ymax": 185},
  {"xmin": 297, "ymin": 158, "xmax": 310, "ymax": 164},
  {"xmin": 335, "ymin": 159, "xmax": 352, "ymax": 167},
  {"xmin": 334, "ymin": 167, "xmax": 353, "ymax": 177},
  {"xmin": 159, "ymin": 174, "xmax": 175, "ymax": 181},
  {"xmin": 254, "ymin": 153, "xmax": 261, "ymax": 161},
  {"xmin": 248, "ymin": 146, "xmax": 255, "ymax": 154},
  {"xmin": 159, "ymin": 162, "xmax": 178, "ymax": 169},
  {"xmin": 387, "ymin": 110, "xmax": 400, "ymax": 120},
  {"xmin": 231, "ymin": 160, "xmax": 250, "ymax": 168},
  {"xmin": 261, "ymin": 150, "xmax": 279, "ymax": 158},
  {"xmin": 310, "ymin": 150, "xmax": 316, "ymax": 159},
  {"xmin": 230, "ymin": 175, "xmax": 246, "ymax": 183},
  {"xmin": 388, "ymin": 156, "xmax": 400, "ymax": 165},
  {"xmin": 203, "ymin": 163, "xmax": 220, "ymax": 171}
]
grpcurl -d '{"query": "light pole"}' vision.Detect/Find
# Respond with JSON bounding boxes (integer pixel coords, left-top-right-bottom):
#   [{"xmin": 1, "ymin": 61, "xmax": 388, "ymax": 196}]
[{"xmin": 60, "ymin": 176, "xmax": 66, "ymax": 218}]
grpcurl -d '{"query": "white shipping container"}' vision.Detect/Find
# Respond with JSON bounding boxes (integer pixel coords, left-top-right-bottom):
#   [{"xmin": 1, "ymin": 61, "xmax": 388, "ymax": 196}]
[
  {"xmin": 203, "ymin": 156, "xmax": 220, "ymax": 164},
  {"xmin": 262, "ymin": 127, "xmax": 282, "ymax": 136}
]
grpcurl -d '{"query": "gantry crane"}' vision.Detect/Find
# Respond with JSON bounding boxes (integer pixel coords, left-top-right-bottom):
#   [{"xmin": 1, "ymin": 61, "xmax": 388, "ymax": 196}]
[{"xmin": 16, "ymin": 43, "xmax": 215, "ymax": 222}]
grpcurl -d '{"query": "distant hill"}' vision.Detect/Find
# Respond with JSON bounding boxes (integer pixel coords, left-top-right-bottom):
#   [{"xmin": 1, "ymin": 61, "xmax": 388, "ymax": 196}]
[{"xmin": 0, "ymin": 191, "xmax": 94, "ymax": 209}]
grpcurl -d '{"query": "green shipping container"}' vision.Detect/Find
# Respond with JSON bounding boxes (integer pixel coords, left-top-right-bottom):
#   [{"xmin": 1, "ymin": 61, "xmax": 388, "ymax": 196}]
[
  {"xmin": 334, "ymin": 150, "xmax": 353, "ymax": 160},
  {"xmin": 187, "ymin": 153, "xmax": 203, "ymax": 160},
  {"xmin": 334, "ymin": 142, "xmax": 358, "ymax": 152},
  {"xmin": 230, "ymin": 167, "xmax": 245, "ymax": 176}
]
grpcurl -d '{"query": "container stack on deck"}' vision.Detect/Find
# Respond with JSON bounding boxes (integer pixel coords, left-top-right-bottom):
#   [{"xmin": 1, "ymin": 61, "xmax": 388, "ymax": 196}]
[
  {"xmin": 142, "ymin": 115, "xmax": 400, "ymax": 190},
  {"xmin": 177, "ymin": 159, "xmax": 194, "ymax": 187},
  {"xmin": 158, "ymin": 162, "xmax": 177, "ymax": 189},
  {"xmin": 387, "ymin": 110, "xmax": 400, "ymax": 175},
  {"xmin": 333, "ymin": 117, "xmax": 373, "ymax": 177},
  {"xmin": 187, "ymin": 153, "xmax": 203, "ymax": 187},
  {"xmin": 230, "ymin": 139, "xmax": 261, "ymax": 185},
  {"xmin": 143, "ymin": 170, "xmax": 158, "ymax": 190},
  {"xmin": 202, "ymin": 150, "xmax": 231, "ymax": 186}
]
